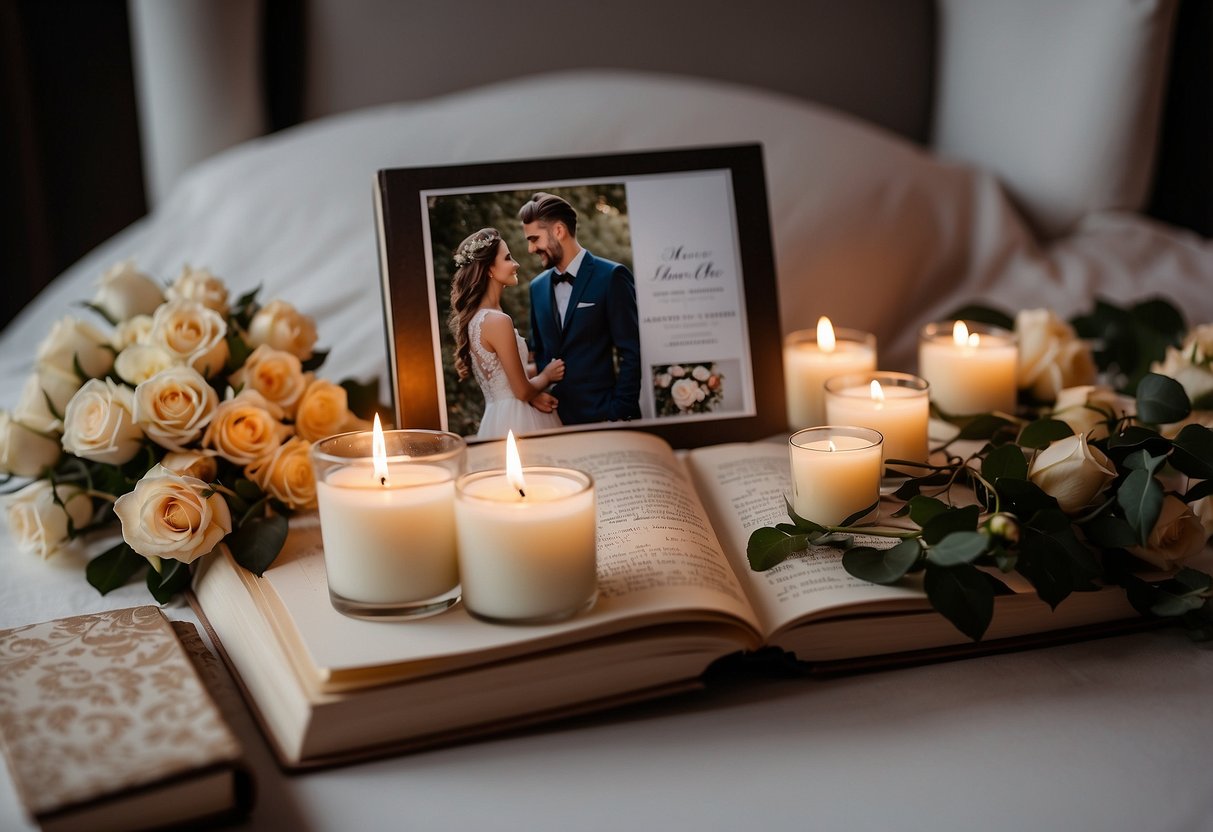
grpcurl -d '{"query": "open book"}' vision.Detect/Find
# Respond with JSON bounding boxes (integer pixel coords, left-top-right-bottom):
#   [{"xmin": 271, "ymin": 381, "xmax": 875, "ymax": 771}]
[{"xmin": 191, "ymin": 430, "xmax": 1139, "ymax": 768}]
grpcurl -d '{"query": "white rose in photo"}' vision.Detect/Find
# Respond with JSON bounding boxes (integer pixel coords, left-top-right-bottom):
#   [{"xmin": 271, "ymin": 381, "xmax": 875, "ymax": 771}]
[
  {"xmin": 669, "ymin": 365, "xmax": 686, "ymax": 378},
  {"xmin": 161, "ymin": 450, "xmax": 219, "ymax": 482},
  {"xmin": 671, "ymin": 378, "xmax": 701, "ymax": 411},
  {"xmin": 114, "ymin": 343, "xmax": 175, "ymax": 386},
  {"xmin": 61, "ymin": 378, "xmax": 144, "ymax": 465},
  {"xmin": 247, "ymin": 299, "xmax": 318, "ymax": 361},
  {"xmin": 1051, "ymin": 385, "xmax": 1129, "ymax": 440},
  {"xmin": 1129, "ymin": 495, "xmax": 1207, "ymax": 571},
  {"xmin": 4, "ymin": 480, "xmax": 93, "ymax": 560},
  {"xmin": 14, "ymin": 373, "xmax": 63, "ymax": 433},
  {"xmin": 36, "ymin": 316, "xmax": 114, "ymax": 379},
  {"xmin": 203, "ymin": 389, "xmax": 290, "ymax": 465},
  {"xmin": 167, "ymin": 265, "xmax": 229, "ymax": 316},
  {"xmin": 149, "ymin": 298, "xmax": 229, "ymax": 377},
  {"xmin": 692, "ymin": 365, "xmax": 711, "ymax": 382},
  {"xmin": 134, "ymin": 365, "xmax": 219, "ymax": 451},
  {"xmin": 1027, "ymin": 433, "xmax": 1116, "ymax": 514},
  {"xmin": 1016, "ymin": 309, "xmax": 1097, "ymax": 403},
  {"xmin": 113, "ymin": 464, "xmax": 232, "ymax": 565},
  {"xmin": 0, "ymin": 411, "xmax": 62, "ymax": 476},
  {"xmin": 90, "ymin": 260, "xmax": 164, "ymax": 322},
  {"xmin": 294, "ymin": 378, "xmax": 358, "ymax": 442},
  {"xmin": 111, "ymin": 314, "xmax": 154, "ymax": 351},
  {"xmin": 656, "ymin": 373, "xmax": 672, "ymax": 389},
  {"xmin": 245, "ymin": 437, "xmax": 317, "ymax": 510},
  {"xmin": 228, "ymin": 344, "xmax": 309, "ymax": 415}
]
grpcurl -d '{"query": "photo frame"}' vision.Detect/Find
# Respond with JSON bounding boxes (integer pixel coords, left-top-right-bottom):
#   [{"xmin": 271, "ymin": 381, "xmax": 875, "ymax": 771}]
[{"xmin": 374, "ymin": 144, "xmax": 785, "ymax": 448}]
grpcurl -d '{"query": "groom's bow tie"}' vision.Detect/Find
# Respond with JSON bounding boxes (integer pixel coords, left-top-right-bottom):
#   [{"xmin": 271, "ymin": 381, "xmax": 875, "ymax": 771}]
[{"xmin": 552, "ymin": 271, "xmax": 575, "ymax": 286}]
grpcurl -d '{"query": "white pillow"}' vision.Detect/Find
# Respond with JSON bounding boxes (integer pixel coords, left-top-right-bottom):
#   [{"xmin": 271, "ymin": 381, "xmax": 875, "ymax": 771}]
[{"xmin": 932, "ymin": 0, "xmax": 1177, "ymax": 237}]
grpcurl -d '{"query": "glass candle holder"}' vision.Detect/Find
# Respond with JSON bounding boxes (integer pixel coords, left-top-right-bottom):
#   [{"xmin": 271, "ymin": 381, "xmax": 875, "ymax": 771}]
[
  {"xmin": 454, "ymin": 466, "xmax": 597, "ymax": 624},
  {"xmin": 788, "ymin": 426, "xmax": 883, "ymax": 526},
  {"xmin": 918, "ymin": 321, "xmax": 1018, "ymax": 416},
  {"xmin": 824, "ymin": 372, "xmax": 930, "ymax": 467},
  {"xmin": 783, "ymin": 327, "xmax": 877, "ymax": 430},
  {"xmin": 310, "ymin": 429, "xmax": 465, "ymax": 619}
]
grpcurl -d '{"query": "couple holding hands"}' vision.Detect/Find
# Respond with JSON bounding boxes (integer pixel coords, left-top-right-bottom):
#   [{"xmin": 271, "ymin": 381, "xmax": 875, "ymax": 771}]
[{"xmin": 448, "ymin": 192, "xmax": 641, "ymax": 439}]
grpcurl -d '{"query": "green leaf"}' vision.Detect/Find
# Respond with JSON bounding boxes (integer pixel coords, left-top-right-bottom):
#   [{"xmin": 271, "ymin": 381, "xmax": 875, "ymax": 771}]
[
  {"xmin": 1107, "ymin": 425, "xmax": 1169, "ymax": 455},
  {"xmin": 925, "ymin": 531, "xmax": 989, "ymax": 566},
  {"xmin": 228, "ymin": 511, "xmax": 289, "ymax": 576},
  {"xmin": 748, "ymin": 527, "xmax": 813, "ymax": 572},
  {"xmin": 1184, "ymin": 479, "xmax": 1213, "ymax": 503},
  {"xmin": 957, "ymin": 414, "xmax": 1016, "ymax": 441},
  {"xmin": 921, "ymin": 504, "xmax": 980, "ymax": 544},
  {"xmin": 1131, "ymin": 297, "xmax": 1186, "ymax": 338},
  {"xmin": 1117, "ymin": 468, "xmax": 1165, "ymax": 546},
  {"xmin": 146, "ymin": 558, "xmax": 192, "ymax": 603},
  {"xmin": 86, "ymin": 542, "xmax": 146, "ymax": 595},
  {"xmin": 341, "ymin": 378, "xmax": 382, "ymax": 421},
  {"xmin": 838, "ymin": 501, "xmax": 878, "ymax": 527},
  {"xmin": 1017, "ymin": 529, "xmax": 1077, "ymax": 609},
  {"xmin": 945, "ymin": 304, "xmax": 1015, "ymax": 330},
  {"xmin": 1018, "ymin": 418, "xmax": 1075, "ymax": 450},
  {"xmin": 1081, "ymin": 515, "xmax": 1138, "ymax": 549},
  {"xmin": 225, "ymin": 332, "xmax": 253, "ymax": 373},
  {"xmin": 995, "ymin": 477, "xmax": 1058, "ymax": 517},
  {"xmin": 907, "ymin": 495, "xmax": 949, "ymax": 528},
  {"xmin": 924, "ymin": 563, "xmax": 994, "ymax": 641},
  {"xmin": 1123, "ymin": 449, "xmax": 1167, "ymax": 476},
  {"xmin": 842, "ymin": 540, "xmax": 922, "ymax": 584},
  {"xmin": 1170, "ymin": 423, "xmax": 1213, "ymax": 479},
  {"xmin": 80, "ymin": 300, "xmax": 119, "ymax": 326},
  {"xmin": 981, "ymin": 443, "xmax": 1028, "ymax": 483},
  {"xmin": 301, "ymin": 349, "xmax": 331, "ymax": 374},
  {"xmin": 234, "ymin": 478, "xmax": 263, "ymax": 502},
  {"xmin": 1135, "ymin": 373, "xmax": 1191, "ymax": 425},
  {"xmin": 1174, "ymin": 568, "xmax": 1213, "ymax": 594},
  {"xmin": 1193, "ymin": 390, "xmax": 1213, "ymax": 411}
]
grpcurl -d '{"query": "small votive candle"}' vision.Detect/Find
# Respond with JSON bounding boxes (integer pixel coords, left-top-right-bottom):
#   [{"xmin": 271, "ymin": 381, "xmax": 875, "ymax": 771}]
[
  {"xmin": 310, "ymin": 423, "xmax": 464, "ymax": 619},
  {"xmin": 784, "ymin": 317, "xmax": 877, "ymax": 430},
  {"xmin": 824, "ymin": 372, "xmax": 930, "ymax": 467},
  {"xmin": 454, "ymin": 445, "xmax": 596, "ymax": 624},
  {"xmin": 918, "ymin": 320, "xmax": 1018, "ymax": 416},
  {"xmin": 788, "ymin": 426, "xmax": 883, "ymax": 526}
]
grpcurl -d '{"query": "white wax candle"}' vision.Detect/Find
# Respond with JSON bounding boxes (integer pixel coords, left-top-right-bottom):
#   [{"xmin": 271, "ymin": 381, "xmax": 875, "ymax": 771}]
[
  {"xmin": 825, "ymin": 383, "xmax": 929, "ymax": 464},
  {"xmin": 918, "ymin": 324, "xmax": 1018, "ymax": 415},
  {"xmin": 455, "ymin": 468, "xmax": 596, "ymax": 622},
  {"xmin": 784, "ymin": 330, "xmax": 877, "ymax": 429},
  {"xmin": 316, "ymin": 462, "xmax": 459, "ymax": 605},
  {"xmin": 789, "ymin": 431, "xmax": 882, "ymax": 525}
]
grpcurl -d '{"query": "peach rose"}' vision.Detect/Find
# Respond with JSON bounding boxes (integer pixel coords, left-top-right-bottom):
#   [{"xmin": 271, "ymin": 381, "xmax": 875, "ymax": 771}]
[
  {"xmin": 246, "ymin": 299, "xmax": 318, "ymax": 361},
  {"xmin": 229, "ymin": 345, "xmax": 309, "ymax": 415},
  {"xmin": 167, "ymin": 265, "xmax": 229, "ymax": 316},
  {"xmin": 133, "ymin": 366, "xmax": 218, "ymax": 451},
  {"xmin": 245, "ymin": 437, "xmax": 316, "ymax": 510},
  {"xmin": 149, "ymin": 299, "xmax": 229, "ymax": 377},
  {"xmin": 293, "ymin": 378, "xmax": 358, "ymax": 442},
  {"xmin": 202, "ymin": 389, "xmax": 290, "ymax": 465},
  {"xmin": 161, "ymin": 450, "xmax": 219, "ymax": 482},
  {"xmin": 1129, "ymin": 495, "xmax": 1207, "ymax": 571}
]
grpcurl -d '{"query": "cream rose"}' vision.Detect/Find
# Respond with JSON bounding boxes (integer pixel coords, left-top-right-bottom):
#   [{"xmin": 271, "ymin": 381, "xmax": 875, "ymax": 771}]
[
  {"xmin": 1192, "ymin": 495, "xmax": 1213, "ymax": 541},
  {"xmin": 229, "ymin": 345, "xmax": 309, "ymax": 415},
  {"xmin": 1152, "ymin": 339, "xmax": 1213, "ymax": 407},
  {"xmin": 1129, "ymin": 495, "xmax": 1207, "ymax": 571},
  {"xmin": 0, "ymin": 411, "xmax": 62, "ymax": 476},
  {"xmin": 61, "ymin": 378, "xmax": 144, "ymax": 466},
  {"xmin": 294, "ymin": 378, "xmax": 358, "ymax": 442},
  {"xmin": 692, "ymin": 365, "xmax": 711, "ymax": 382},
  {"xmin": 202, "ymin": 389, "xmax": 290, "ymax": 465},
  {"xmin": 111, "ymin": 314, "xmax": 154, "ymax": 351},
  {"xmin": 167, "ymin": 265, "xmax": 229, "ymax": 316},
  {"xmin": 245, "ymin": 437, "xmax": 317, "ymax": 510},
  {"xmin": 247, "ymin": 299, "xmax": 318, "ymax": 361},
  {"xmin": 36, "ymin": 316, "xmax": 114, "ymax": 379},
  {"xmin": 90, "ymin": 260, "xmax": 164, "ymax": 322},
  {"xmin": 114, "ymin": 343, "xmax": 175, "ymax": 386},
  {"xmin": 149, "ymin": 299, "xmax": 229, "ymax": 377},
  {"xmin": 161, "ymin": 450, "xmax": 219, "ymax": 482},
  {"xmin": 133, "ymin": 366, "xmax": 218, "ymax": 451},
  {"xmin": 1016, "ymin": 309, "xmax": 1097, "ymax": 403},
  {"xmin": 4, "ymin": 480, "xmax": 93, "ymax": 560},
  {"xmin": 14, "ymin": 373, "xmax": 63, "ymax": 433},
  {"xmin": 1051, "ymin": 385, "xmax": 1128, "ymax": 440},
  {"xmin": 670, "ymin": 378, "xmax": 703, "ymax": 411},
  {"xmin": 113, "ymin": 464, "xmax": 232, "ymax": 565},
  {"xmin": 1028, "ymin": 433, "xmax": 1116, "ymax": 514},
  {"xmin": 28, "ymin": 365, "xmax": 84, "ymax": 419}
]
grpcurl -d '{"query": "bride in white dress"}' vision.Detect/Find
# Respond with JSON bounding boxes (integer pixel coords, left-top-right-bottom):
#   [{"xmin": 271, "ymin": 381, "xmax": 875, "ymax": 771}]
[{"xmin": 448, "ymin": 228, "xmax": 564, "ymax": 440}]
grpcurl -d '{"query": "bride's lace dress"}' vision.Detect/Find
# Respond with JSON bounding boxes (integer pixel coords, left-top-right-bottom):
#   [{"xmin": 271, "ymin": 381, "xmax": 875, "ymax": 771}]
[{"xmin": 469, "ymin": 308, "xmax": 562, "ymax": 440}]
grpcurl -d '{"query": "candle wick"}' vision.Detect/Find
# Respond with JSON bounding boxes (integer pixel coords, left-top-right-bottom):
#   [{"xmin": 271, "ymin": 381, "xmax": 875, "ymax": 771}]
[
  {"xmin": 380, "ymin": 476, "xmax": 387, "ymax": 487},
  {"xmin": 518, "ymin": 488, "xmax": 526, "ymax": 498}
]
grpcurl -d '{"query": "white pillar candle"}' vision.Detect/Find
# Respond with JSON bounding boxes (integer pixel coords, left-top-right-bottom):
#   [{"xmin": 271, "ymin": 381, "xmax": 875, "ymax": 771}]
[
  {"xmin": 310, "ymin": 423, "xmax": 464, "ymax": 618},
  {"xmin": 788, "ymin": 427, "xmax": 883, "ymax": 526},
  {"xmin": 455, "ymin": 466, "xmax": 597, "ymax": 623},
  {"xmin": 784, "ymin": 318, "xmax": 877, "ymax": 430},
  {"xmin": 918, "ymin": 321, "xmax": 1018, "ymax": 416},
  {"xmin": 824, "ymin": 372, "xmax": 930, "ymax": 465}
]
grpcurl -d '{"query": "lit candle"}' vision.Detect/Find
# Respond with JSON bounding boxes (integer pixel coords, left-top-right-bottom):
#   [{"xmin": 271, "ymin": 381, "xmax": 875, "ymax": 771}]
[
  {"xmin": 788, "ymin": 426, "xmax": 883, "ymax": 526},
  {"xmin": 918, "ymin": 320, "xmax": 1018, "ymax": 415},
  {"xmin": 310, "ymin": 417, "xmax": 464, "ymax": 618},
  {"xmin": 824, "ymin": 372, "xmax": 930, "ymax": 465},
  {"xmin": 784, "ymin": 318, "xmax": 877, "ymax": 430},
  {"xmin": 454, "ymin": 431, "xmax": 597, "ymax": 623}
]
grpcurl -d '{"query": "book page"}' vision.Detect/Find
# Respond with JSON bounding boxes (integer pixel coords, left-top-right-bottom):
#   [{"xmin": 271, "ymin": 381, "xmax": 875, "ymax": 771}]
[
  {"xmin": 686, "ymin": 441, "xmax": 927, "ymax": 638},
  {"xmin": 253, "ymin": 431, "xmax": 761, "ymax": 686}
]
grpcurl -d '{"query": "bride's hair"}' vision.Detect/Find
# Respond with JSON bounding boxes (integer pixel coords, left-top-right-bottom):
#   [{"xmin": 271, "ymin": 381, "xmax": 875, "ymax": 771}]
[{"xmin": 448, "ymin": 227, "xmax": 503, "ymax": 381}]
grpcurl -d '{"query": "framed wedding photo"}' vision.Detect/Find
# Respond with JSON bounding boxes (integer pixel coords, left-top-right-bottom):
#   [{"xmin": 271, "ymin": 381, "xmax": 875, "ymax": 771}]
[{"xmin": 374, "ymin": 144, "xmax": 785, "ymax": 448}]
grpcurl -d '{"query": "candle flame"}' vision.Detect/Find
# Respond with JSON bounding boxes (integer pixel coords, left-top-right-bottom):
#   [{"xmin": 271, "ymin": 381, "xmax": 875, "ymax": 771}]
[
  {"xmin": 828, "ymin": 439, "xmax": 837, "ymax": 452},
  {"xmin": 505, "ymin": 430, "xmax": 526, "ymax": 497},
  {"xmin": 870, "ymin": 379, "xmax": 885, "ymax": 405},
  {"xmin": 817, "ymin": 316, "xmax": 836, "ymax": 353},
  {"xmin": 952, "ymin": 320, "xmax": 969, "ymax": 347},
  {"xmin": 968, "ymin": 332, "xmax": 981, "ymax": 348},
  {"xmin": 372, "ymin": 413, "xmax": 389, "ymax": 487}
]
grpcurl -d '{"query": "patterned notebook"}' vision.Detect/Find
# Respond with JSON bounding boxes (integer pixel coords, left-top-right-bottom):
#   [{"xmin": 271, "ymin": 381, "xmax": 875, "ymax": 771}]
[{"xmin": 0, "ymin": 606, "xmax": 252, "ymax": 831}]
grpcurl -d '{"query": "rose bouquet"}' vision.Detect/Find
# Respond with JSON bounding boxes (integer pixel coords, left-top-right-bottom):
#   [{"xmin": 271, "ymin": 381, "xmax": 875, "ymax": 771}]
[
  {"xmin": 0, "ymin": 261, "xmax": 377, "ymax": 601},
  {"xmin": 749, "ymin": 298, "xmax": 1213, "ymax": 643},
  {"xmin": 653, "ymin": 363, "xmax": 724, "ymax": 416}
]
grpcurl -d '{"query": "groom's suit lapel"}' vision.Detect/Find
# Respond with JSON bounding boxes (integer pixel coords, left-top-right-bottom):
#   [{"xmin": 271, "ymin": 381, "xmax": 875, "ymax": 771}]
[{"xmin": 561, "ymin": 252, "xmax": 595, "ymax": 337}]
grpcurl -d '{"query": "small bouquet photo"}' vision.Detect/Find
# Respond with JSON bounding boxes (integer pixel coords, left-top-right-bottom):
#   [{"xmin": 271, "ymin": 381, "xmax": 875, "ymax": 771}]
[
  {"xmin": 652, "ymin": 362, "xmax": 724, "ymax": 417},
  {"xmin": 0, "ymin": 262, "xmax": 377, "ymax": 602}
]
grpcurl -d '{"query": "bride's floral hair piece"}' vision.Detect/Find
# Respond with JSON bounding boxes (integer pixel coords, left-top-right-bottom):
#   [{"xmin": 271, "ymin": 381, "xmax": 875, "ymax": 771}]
[{"xmin": 453, "ymin": 230, "xmax": 499, "ymax": 267}]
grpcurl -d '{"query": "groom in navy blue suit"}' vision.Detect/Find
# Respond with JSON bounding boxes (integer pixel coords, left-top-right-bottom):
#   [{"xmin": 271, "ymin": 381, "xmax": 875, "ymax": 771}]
[{"xmin": 520, "ymin": 192, "xmax": 641, "ymax": 425}]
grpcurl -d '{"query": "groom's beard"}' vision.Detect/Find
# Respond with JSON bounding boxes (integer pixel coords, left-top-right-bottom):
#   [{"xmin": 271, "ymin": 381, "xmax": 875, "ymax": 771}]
[{"xmin": 537, "ymin": 240, "xmax": 564, "ymax": 270}]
